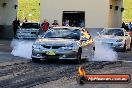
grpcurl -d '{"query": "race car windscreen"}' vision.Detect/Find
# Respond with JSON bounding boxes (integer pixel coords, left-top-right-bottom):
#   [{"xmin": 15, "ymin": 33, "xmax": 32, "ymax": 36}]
[
  {"xmin": 21, "ymin": 23, "xmax": 40, "ymax": 29},
  {"xmin": 101, "ymin": 29, "xmax": 124, "ymax": 36},
  {"xmin": 44, "ymin": 28, "xmax": 80, "ymax": 40}
]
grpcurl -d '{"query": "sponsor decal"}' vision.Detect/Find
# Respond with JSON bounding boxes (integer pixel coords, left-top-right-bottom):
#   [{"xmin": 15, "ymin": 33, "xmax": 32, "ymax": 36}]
[{"xmin": 77, "ymin": 66, "xmax": 131, "ymax": 85}]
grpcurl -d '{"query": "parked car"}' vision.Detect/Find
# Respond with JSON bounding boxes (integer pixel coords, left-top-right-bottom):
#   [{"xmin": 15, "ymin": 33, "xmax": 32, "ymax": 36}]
[
  {"xmin": 32, "ymin": 26, "xmax": 95, "ymax": 63},
  {"xmin": 94, "ymin": 28, "xmax": 131, "ymax": 51},
  {"xmin": 17, "ymin": 22, "xmax": 40, "ymax": 39}
]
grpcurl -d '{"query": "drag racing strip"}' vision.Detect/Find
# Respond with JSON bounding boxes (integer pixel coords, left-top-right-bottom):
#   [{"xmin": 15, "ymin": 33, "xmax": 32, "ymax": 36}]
[
  {"xmin": 118, "ymin": 51, "xmax": 132, "ymax": 62},
  {"xmin": 0, "ymin": 55, "xmax": 121, "ymax": 88},
  {"xmin": 0, "ymin": 38, "xmax": 132, "ymax": 87},
  {"xmin": 118, "ymin": 60, "xmax": 132, "ymax": 63},
  {"xmin": 0, "ymin": 51, "xmax": 28, "ymax": 67},
  {"xmin": 34, "ymin": 61, "xmax": 126, "ymax": 88},
  {"xmin": 0, "ymin": 44, "xmax": 4, "ymax": 46},
  {"xmin": 0, "ymin": 61, "xmax": 78, "ymax": 88},
  {"xmin": 0, "ymin": 40, "xmax": 12, "ymax": 52}
]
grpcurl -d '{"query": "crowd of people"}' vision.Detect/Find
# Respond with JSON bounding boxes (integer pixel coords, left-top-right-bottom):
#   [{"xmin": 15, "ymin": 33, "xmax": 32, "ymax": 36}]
[
  {"xmin": 40, "ymin": 19, "xmax": 85, "ymax": 33},
  {"xmin": 12, "ymin": 18, "xmax": 60, "ymax": 36},
  {"xmin": 13, "ymin": 17, "xmax": 132, "ymax": 37},
  {"xmin": 12, "ymin": 18, "xmax": 85, "ymax": 36}
]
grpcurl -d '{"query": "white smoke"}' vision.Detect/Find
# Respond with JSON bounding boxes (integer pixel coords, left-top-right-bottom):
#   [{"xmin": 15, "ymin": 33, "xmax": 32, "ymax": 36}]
[
  {"xmin": 11, "ymin": 39, "xmax": 34, "ymax": 59},
  {"xmin": 10, "ymin": 39, "xmax": 118, "ymax": 61},
  {"xmin": 92, "ymin": 43, "xmax": 118, "ymax": 61}
]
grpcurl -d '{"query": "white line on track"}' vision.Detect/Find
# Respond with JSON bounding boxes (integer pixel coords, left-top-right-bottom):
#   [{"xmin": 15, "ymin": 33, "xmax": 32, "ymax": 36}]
[
  {"xmin": 0, "ymin": 44, "xmax": 4, "ymax": 45},
  {"xmin": 118, "ymin": 60, "xmax": 132, "ymax": 63}
]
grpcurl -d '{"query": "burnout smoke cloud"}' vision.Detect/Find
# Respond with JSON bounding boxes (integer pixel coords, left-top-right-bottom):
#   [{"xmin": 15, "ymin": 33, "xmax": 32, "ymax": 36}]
[
  {"xmin": 11, "ymin": 39, "xmax": 34, "ymax": 59},
  {"xmin": 10, "ymin": 39, "xmax": 118, "ymax": 61},
  {"xmin": 92, "ymin": 43, "xmax": 118, "ymax": 61}
]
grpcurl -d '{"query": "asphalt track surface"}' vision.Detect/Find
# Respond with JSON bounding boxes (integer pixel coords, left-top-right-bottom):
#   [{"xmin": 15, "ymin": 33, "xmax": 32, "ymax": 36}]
[{"xmin": 0, "ymin": 39, "xmax": 132, "ymax": 87}]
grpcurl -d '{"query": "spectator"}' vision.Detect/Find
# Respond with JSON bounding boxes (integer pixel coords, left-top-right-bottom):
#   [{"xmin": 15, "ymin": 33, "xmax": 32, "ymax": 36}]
[
  {"xmin": 80, "ymin": 20, "xmax": 85, "ymax": 28},
  {"xmin": 128, "ymin": 22, "xmax": 132, "ymax": 30},
  {"xmin": 18, "ymin": 19, "xmax": 20, "ymax": 26},
  {"xmin": 52, "ymin": 20, "xmax": 59, "ymax": 27},
  {"xmin": 12, "ymin": 18, "xmax": 20, "ymax": 36},
  {"xmin": 63, "ymin": 19, "xmax": 69, "ymax": 26},
  {"xmin": 41, "ymin": 19, "xmax": 49, "ymax": 32},
  {"xmin": 121, "ymin": 22, "xmax": 128, "ymax": 31},
  {"xmin": 121, "ymin": 22, "xmax": 125, "ymax": 28}
]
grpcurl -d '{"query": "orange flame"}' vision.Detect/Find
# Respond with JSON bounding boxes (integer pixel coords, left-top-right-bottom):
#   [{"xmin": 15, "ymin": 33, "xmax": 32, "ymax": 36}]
[{"xmin": 78, "ymin": 66, "xmax": 86, "ymax": 76}]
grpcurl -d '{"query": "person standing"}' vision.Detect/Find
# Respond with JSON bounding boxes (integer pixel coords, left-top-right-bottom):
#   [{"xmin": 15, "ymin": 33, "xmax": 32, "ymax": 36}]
[
  {"xmin": 128, "ymin": 22, "xmax": 132, "ymax": 30},
  {"xmin": 41, "ymin": 19, "xmax": 49, "ymax": 33},
  {"xmin": 80, "ymin": 20, "xmax": 85, "ymax": 28},
  {"xmin": 12, "ymin": 18, "xmax": 20, "ymax": 36},
  {"xmin": 52, "ymin": 20, "xmax": 59, "ymax": 27},
  {"xmin": 121, "ymin": 22, "xmax": 128, "ymax": 31},
  {"xmin": 63, "ymin": 19, "xmax": 69, "ymax": 26}
]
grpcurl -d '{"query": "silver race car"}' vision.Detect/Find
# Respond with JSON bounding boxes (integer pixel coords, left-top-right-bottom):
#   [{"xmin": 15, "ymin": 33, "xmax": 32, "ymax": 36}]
[
  {"xmin": 32, "ymin": 26, "xmax": 95, "ymax": 63},
  {"xmin": 17, "ymin": 22, "xmax": 40, "ymax": 39},
  {"xmin": 94, "ymin": 28, "xmax": 131, "ymax": 51}
]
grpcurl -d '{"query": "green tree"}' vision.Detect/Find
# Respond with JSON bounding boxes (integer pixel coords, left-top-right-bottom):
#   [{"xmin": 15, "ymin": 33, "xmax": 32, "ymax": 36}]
[
  {"xmin": 17, "ymin": 0, "xmax": 40, "ymax": 22},
  {"xmin": 123, "ymin": 0, "xmax": 132, "ymax": 22}
]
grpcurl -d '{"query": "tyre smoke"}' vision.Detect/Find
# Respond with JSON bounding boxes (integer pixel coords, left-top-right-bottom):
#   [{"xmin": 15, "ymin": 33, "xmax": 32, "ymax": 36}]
[
  {"xmin": 92, "ymin": 43, "xmax": 118, "ymax": 61},
  {"xmin": 11, "ymin": 39, "xmax": 34, "ymax": 59},
  {"xmin": 10, "ymin": 39, "xmax": 118, "ymax": 61}
]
